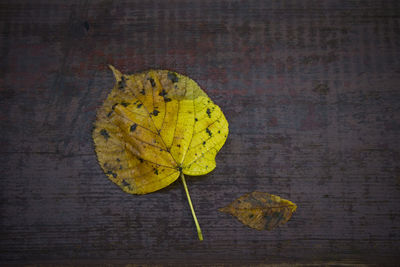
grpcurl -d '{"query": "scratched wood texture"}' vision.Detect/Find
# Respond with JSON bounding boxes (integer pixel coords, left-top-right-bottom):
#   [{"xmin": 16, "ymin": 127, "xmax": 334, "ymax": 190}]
[{"xmin": 1, "ymin": 0, "xmax": 400, "ymax": 265}]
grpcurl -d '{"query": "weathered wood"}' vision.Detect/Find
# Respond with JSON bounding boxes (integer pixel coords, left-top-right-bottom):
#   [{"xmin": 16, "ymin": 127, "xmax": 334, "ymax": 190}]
[{"xmin": 1, "ymin": 0, "xmax": 399, "ymax": 265}]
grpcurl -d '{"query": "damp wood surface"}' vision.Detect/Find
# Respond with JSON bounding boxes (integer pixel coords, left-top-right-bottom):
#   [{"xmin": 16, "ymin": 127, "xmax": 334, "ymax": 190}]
[{"xmin": 1, "ymin": 0, "xmax": 400, "ymax": 265}]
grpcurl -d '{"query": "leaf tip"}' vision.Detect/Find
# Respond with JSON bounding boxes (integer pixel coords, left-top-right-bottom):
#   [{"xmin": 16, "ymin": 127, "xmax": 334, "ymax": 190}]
[
  {"xmin": 108, "ymin": 64, "xmax": 122, "ymax": 81},
  {"xmin": 292, "ymin": 204, "xmax": 298, "ymax": 213},
  {"xmin": 218, "ymin": 206, "xmax": 230, "ymax": 214}
]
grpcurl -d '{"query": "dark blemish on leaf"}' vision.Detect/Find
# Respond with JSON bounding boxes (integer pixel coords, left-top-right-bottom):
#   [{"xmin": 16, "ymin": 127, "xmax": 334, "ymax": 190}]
[
  {"xmin": 152, "ymin": 110, "xmax": 159, "ymax": 116},
  {"xmin": 195, "ymin": 118, "xmax": 198, "ymax": 122},
  {"xmin": 140, "ymin": 88, "xmax": 146, "ymax": 95},
  {"xmin": 121, "ymin": 101, "xmax": 129, "ymax": 107},
  {"xmin": 177, "ymin": 144, "xmax": 181, "ymax": 147},
  {"xmin": 122, "ymin": 180, "xmax": 129, "ymax": 187},
  {"xmin": 116, "ymin": 158, "xmax": 120, "ymax": 162},
  {"xmin": 206, "ymin": 127, "xmax": 212, "ymax": 137},
  {"xmin": 118, "ymin": 76, "xmax": 126, "ymax": 90},
  {"xmin": 249, "ymin": 214, "xmax": 254, "ymax": 218},
  {"xmin": 137, "ymin": 103, "xmax": 142, "ymax": 108},
  {"xmin": 148, "ymin": 77, "xmax": 156, "ymax": 87},
  {"xmin": 206, "ymin": 108, "xmax": 211, "ymax": 118},
  {"xmin": 203, "ymin": 141, "xmax": 206, "ymax": 146},
  {"xmin": 119, "ymin": 165, "xmax": 123, "ymax": 170},
  {"xmin": 153, "ymin": 168, "xmax": 159, "ymax": 175},
  {"xmin": 83, "ymin": 21, "xmax": 89, "ymax": 31},
  {"xmin": 139, "ymin": 158, "xmax": 144, "ymax": 163},
  {"xmin": 107, "ymin": 170, "xmax": 117, "ymax": 178},
  {"xmin": 206, "ymin": 165, "xmax": 208, "ymax": 169},
  {"xmin": 100, "ymin": 129, "xmax": 110, "ymax": 140},
  {"xmin": 159, "ymin": 89, "xmax": 171, "ymax": 102},
  {"xmin": 218, "ymin": 130, "xmax": 221, "ymax": 134},
  {"xmin": 130, "ymin": 123, "xmax": 137, "ymax": 132},
  {"xmin": 167, "ymin": 72, "xmax": 179, "ymax": 83}
]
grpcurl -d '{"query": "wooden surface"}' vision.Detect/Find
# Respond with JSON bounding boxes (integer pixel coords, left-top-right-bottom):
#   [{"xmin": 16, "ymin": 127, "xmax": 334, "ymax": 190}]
[{"xmin": 1, "ymin": 0, "xmax": 400, "ymax": 265}]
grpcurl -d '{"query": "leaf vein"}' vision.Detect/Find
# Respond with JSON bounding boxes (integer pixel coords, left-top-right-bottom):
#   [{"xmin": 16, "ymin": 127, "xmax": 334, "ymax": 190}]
[
  {"xmin": 192, "ymin": 113, "xmax": 224, "ymax": 135},
  {"xmin": 125, "ymin": 76, "xmax": 178, "ymax": 165}
]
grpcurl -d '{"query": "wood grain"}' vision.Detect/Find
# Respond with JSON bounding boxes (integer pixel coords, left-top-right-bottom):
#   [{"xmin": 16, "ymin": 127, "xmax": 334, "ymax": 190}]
[{"xmin": 1, "ymin": 0, "xmax": 399, "ymax": 265}]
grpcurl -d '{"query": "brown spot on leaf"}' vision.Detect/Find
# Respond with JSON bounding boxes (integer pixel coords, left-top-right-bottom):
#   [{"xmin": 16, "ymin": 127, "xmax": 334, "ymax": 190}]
[
  {"xmin": 100, "ymin": 129, "xmax": 110, "ymax": 140},
  {"xmin": 167, "ymin": 72, "xmax": 179, "ymax": 83},
  {"xmin": 130, "ymin": 123, "xmax": 137, "ymax": 132},
  {"xmin": 118, "ymin": 76, "xmax": 126, "ymax": 90},
  {"xmin": 106, "ymin": 170, "xmax": 117, "ymax": 178},
  {"xmin": 148, "ymin": 77, "xmax": 156, "ymax": 87},
  {"xmin": 206, "ymin": 108, "xmax": 211, "ymax": 118},
  {"xmin": 159, "ymin": 89, "xmax": 167, "ymax": 97},
  {"xmin": 159, "ymin": 89, "xmax": 172, "ymax": 102}
]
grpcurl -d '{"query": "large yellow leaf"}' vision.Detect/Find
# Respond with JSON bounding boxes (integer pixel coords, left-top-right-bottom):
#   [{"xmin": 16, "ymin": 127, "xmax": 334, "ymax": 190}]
[
  {"xmin": 219, "ymin": 191, "xmax": 297, "ymax": 230},
  {"xmin": 92, "ymin": 66, "xmax": 229, "ymax": 240}
]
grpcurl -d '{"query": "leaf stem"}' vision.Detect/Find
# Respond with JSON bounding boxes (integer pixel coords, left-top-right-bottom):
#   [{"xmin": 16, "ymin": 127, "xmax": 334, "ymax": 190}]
[{"xmin": 180, "ymin": 172, "xmax": 203, "ymax": 241}]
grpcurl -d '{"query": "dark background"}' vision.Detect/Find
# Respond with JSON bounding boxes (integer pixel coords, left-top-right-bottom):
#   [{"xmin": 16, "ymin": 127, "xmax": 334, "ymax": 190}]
[{"xmin": 1, "ymin": 0, "xmax": 400, "ymax": 265}]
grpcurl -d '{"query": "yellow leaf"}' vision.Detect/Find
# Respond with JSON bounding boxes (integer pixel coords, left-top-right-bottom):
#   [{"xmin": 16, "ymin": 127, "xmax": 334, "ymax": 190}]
[
  {"xmin": 93, "ymin": 66, "xmax": 229, "ymax": 240},
  {"xmin": 219, "ymin": 191, "xmax": 297, "ymax": 231}
]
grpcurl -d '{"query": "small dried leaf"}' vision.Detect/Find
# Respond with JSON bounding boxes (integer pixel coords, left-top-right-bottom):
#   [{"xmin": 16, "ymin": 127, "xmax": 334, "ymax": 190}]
[{"xmin": 219, "ymin": 191, "xmax": 297, "ymax": 230}]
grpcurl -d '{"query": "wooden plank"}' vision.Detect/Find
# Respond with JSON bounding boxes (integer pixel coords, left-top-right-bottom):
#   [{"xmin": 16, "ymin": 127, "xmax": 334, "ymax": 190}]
[{"xmin": 1, "ymin": 0, "xmax": 399, "ymax": 264}]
